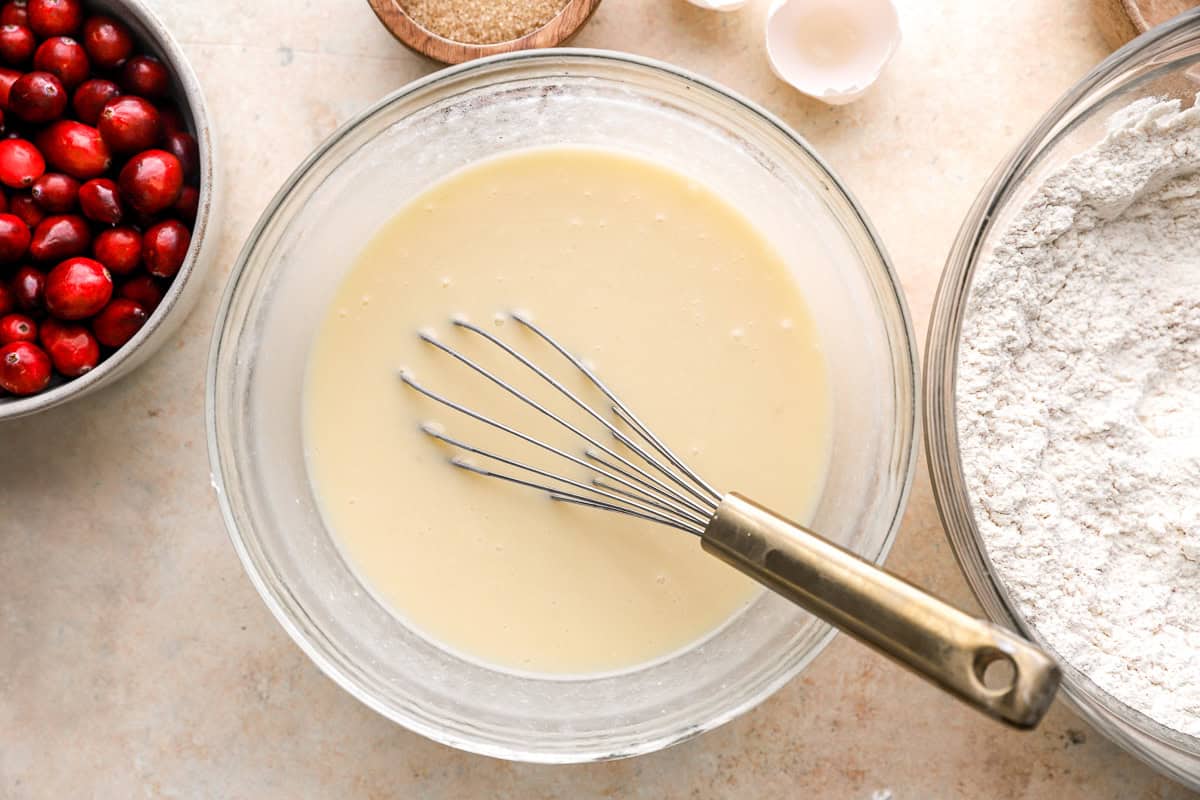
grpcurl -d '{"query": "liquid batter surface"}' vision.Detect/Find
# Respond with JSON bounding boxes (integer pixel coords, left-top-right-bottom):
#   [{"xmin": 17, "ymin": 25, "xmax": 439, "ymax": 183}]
[{"xmin": 305, "ymin": 148, "xmax": 832, "ymax": 675}]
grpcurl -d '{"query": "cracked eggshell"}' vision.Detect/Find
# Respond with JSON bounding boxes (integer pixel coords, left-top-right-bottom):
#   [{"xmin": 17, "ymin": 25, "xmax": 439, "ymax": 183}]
[
  {"xmin": 765, "ymin": 0, "xmax": 901, "ymax": 105},
  {"xmin": 685, "ymin": 0, "xmax": 748, "ymax": 11}
]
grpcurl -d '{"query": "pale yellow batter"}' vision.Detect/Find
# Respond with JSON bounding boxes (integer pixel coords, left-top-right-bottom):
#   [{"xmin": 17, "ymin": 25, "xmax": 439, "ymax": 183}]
[{"xmin": 304, "ymin": 148, "xmax": 832, "ymax": 675}]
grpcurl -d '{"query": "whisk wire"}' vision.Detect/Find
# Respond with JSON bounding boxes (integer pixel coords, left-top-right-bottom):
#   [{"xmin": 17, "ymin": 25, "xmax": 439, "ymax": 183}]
[
  {"xmin": 580, "ymin": 447, "xmax": 709, "ymax": 522},
  {"xmin": 589, "ymin": 479, "xmax": 708, "ymax": 525},
  {"xmin": 510, "ymin": 312, "xmax": 722, "ymax": 508},
  {"xmin": 454, "ymin": 318, "xmax": 698, "ymax": 496},
  {"xmin": 548, "ymin": 493, "xmax": 705, "ymax": 536},
  {"xmin": 403, "ymin": 312, "xmax": 724, "ymax": 532},
  {"xmin": 419, "ymin": 322, "xmax": 712, "ymax": 519},
  {"xmin": 450, "ymin": 458, "xmax": 703, "ymax": 535},
  {"xmin": 422, "ymin": 424, "xmax": 708, "ymax": 529},
  {"xmin": 401, "ymin": 371, "xmax": 706, "ymax": 529},
  {"xmin": 609, "ymin": 403, "xmax": 722, "ymax": 507}
]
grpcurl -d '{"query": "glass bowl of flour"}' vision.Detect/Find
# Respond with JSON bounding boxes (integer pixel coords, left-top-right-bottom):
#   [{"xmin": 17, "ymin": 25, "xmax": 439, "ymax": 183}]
[{"xmin": 927, "ymin": 11, "xmax": 1200, "ymax": 789}]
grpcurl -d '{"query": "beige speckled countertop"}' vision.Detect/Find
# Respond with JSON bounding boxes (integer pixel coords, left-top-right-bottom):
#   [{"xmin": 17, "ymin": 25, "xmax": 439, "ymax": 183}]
[{"xmin": 2, "ymin": 0, "xmax": 1198, "ymax": 797}]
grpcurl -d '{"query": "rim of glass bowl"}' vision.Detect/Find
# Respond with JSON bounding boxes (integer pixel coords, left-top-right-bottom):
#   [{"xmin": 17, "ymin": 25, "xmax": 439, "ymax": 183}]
[
  {"xmin": 925, "ymin": 10, "xmax": 1200, "ymax": 786},
  {"xmin": 207, "ymin": 48, "xmax": 920, "ymax": 762}
]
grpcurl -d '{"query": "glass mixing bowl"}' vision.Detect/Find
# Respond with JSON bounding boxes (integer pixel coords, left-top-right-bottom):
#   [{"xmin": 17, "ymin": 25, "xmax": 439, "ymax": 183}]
[
  {"xmin": 925, "ymin": 13, "xmax": 1200, "ymax": 790},
  {"xmin": 208, "ymin": 49, "xmax": 917, "ymax": 762}
]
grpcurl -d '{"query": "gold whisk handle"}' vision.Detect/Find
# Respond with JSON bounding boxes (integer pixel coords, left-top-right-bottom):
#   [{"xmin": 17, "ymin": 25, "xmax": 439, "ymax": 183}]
[{"xmin": 701, "ymin": 493, "xmax": 1061, "ymax": 728}]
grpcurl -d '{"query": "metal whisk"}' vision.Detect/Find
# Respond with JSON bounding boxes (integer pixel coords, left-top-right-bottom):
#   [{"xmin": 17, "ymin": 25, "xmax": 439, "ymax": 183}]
[{"xmin": 401, "ymin": 311, "xmax": 1060, "ymax": 729}]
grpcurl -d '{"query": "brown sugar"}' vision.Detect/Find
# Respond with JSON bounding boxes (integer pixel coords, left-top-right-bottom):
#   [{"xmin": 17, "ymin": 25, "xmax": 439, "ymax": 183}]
[{"xmin": 400, "ymin": 0, "xmax": 570, "ymax": 44}]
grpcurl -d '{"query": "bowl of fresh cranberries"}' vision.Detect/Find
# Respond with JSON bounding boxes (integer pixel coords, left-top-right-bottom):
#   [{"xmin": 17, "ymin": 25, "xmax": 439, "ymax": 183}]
[{"xmin": 0, "ymin": 0, "xmax": 215, "ymax": 420}]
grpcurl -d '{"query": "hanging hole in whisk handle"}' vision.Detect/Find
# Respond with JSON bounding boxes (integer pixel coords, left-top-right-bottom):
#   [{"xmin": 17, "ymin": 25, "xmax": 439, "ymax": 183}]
[
  {"xmin": 974, "ymin": 648, "xmax": 1019, "ymax": 694},
  {"xmin": 700, "ymin": 493, "xmax": 1061, "ymax": 728}
]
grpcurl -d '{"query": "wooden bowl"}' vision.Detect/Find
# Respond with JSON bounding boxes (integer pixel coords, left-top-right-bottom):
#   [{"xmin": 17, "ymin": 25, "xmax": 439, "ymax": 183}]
[
  {"xmin": 1093, "ymin": 0, "xmax": 1200, "ymax": 49},
  {"xmin": 366, "ymin": 0, "xmax": 601, "ymax": 64}
]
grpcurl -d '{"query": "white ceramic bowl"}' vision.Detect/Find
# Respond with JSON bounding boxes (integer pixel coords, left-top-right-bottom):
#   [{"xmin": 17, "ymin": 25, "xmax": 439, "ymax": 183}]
[{"xmin": 0, "ymin": 0, "xmax": 219, "ymax": 422}]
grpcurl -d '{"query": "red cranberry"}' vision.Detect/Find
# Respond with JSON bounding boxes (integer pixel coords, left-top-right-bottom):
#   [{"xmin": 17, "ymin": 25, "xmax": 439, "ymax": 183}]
[
  {"xmin": 0, "ymin": 209, "xmax": 26, "ymax": 260},
  {"xmin": 162, "ymin": 130, "xmax": 198, "ymax": 182},
  {"xmin": 10, "ymin": 264, "xmax": 43, "ymax": 311},
  {"xmin": 173, "ymin": 184, "xmax": 198, "ymax": 224},
  {"xmin": 117, "ymin": 273, "xmax": 161, "ymax": 310},
  {"xmin": 142, "ymin": 219, "xmax": 188, "ymax": 278},
  {"xmin": 27, "ymin": 0, "xmax": 81, "ymax": 38},
  {"xmin": 29, "ymin": 213, "xmax": 86, "ymax": 260},
  {"xmin": 33, "ymin": 36, "xmax": 88, "ymax": 89},
  {"xmin": 0, "ymin": 190, "xmax": 7, "ymax": 214},
  {"xmin": 91, "ymin": 225, "xmax": 138, "ymax": 274},
  {"xmin": 0, "ymin": 1, "xmax": 27, "ymax": 26},
  {"xmin": 0, "ymin": 310, "xmax": 33, "ymax": 342},
  {"xmin": 44, "ymin": 255, "xmax": 108, "ymax": 319},
  {"xmin": 39, "ymin": 315, "xmax": 94, "ymax": 375},
  {"xmin": 35, "ymin": 119, "xmax": 109, "ymax": 179},
  {"xmin": 0, "ymin": 279, "xmax": 12, "ymax": 313},
  {"xmin": 158, "ymin": 105, "xmax": 185, "ymax": 137},
  {"xmin": 30, "ymin": 170, "xmax": 75, "ymax": 212},
  {"xmin": 77, "ymin": 176, "xmax": 121, "ymax": 224},
  {"xmin": 0, "ymin": 338, "xmax": 48, "ymax": 392},
  {"xmin": 0, "ymin": 65, "xmax": 19, "ymax": 108},
  {"xmin": 0, "ymin": 23, "xmax": 34, "ymax": 64},
  {"xmin": 0, "ymin": 137, "xmax": 42, "ymax": 187},
  {"xmin": 81, "ymin": 14, "xmax": 131, "ymax": 70},
  {"xmin": 8, "ymin": 191, "xmax": 40, "ymax": 226},
  {"xmin": 98, "ymin": 96, "xmax": 160, "ymax": 154},
  {"xmin": 91, "ymin": 296, "xmax": 144, "ymax": 347},
  {"xmin": 121, "ymin": 54, "xmax": 168, "ymax": 99},
  {"xmin": 8, "ymin": 71, "xmax": 66, "ymax": 123},
  {"xmin": 71, "ymin": 77, "xmax": 118, "ymax": 125},
  {"xmin": 118, "ymin": 149, "xmax": 180, "ymax": 215}
]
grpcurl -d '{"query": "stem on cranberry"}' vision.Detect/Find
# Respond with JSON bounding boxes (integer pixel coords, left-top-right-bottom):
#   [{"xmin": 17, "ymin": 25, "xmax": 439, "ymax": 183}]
[
  {"xmin": 77, "ymin": 176, "xmax": 120, "ymax": 223},
  {"xmin": 142, "ymin": 219, "xmax": 189, "ymax": 278},
  {"xmin": 0, "ymin": 137, "xmax": 44, "ymax": 187},
  {"xmin": 0, "ymin": 338, "xmax": 50, "ymax": 393},
  {"xmin": 29, "ymin": 212, "xmax": 87, "ymax": 260},
  {"xmin": 30, "ymin": 170, "xmax": 76, "ymax": 212},
  {"xmin": 0, "ymin": 310, "xmax": 35, "ymax": 342},
  {"xmin": 98, "ymin": 95, "xmax": 160, "ymax": 153},
  {"xmin": 91, "ymin": 296, "xmax": 145, "ymax": 347},
  {"xmin": 0, "ymin": 23, "xmax": 35, "ymax": 65},
  {"xmin": 39, "ymin": 314, "xmax": 95, "ymax": 375},
  {"xmin": 71, "ymin": 77, "xmax": 117, "ymax": 125},
  {"xmin": 81, "ymin": 14, "xmax": 131, "ymax": 70}
]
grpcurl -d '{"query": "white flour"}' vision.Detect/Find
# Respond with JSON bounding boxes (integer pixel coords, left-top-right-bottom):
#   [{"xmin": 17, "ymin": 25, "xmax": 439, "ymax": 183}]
[{"xmin": 958, "ymin": 97, "xmax": 1200, "ymax": 736}]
